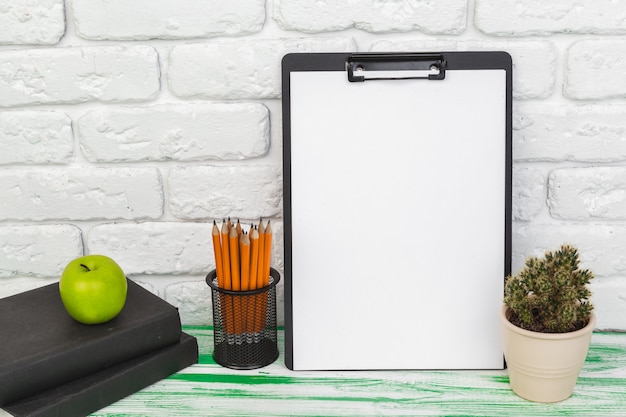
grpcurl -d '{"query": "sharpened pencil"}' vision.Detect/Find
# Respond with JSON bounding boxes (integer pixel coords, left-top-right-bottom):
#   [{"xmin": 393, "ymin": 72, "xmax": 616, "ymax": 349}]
[
  {"xmin": 211, "ymin": 220, "xmax": 223, "ymax": 288},
  {"xmin": 263, "ymin": 221, "xmax": 273, "ymax": 288},
  {"xmin": 256, "ymin": 220, "xmax": 266, "ymax": 290}
]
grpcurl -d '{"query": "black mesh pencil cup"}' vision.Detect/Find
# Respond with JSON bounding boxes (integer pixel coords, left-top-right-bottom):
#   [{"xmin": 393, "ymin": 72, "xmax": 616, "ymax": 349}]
[{"xmin": 206, "ymin": 268, "xmax": 280, "ymax": 370}]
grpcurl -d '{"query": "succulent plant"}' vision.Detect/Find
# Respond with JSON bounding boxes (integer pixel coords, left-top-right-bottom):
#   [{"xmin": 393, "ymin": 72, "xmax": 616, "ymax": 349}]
[{"xmin": 504, "ymin": 244, "xmax": 594, "ymax": 333}]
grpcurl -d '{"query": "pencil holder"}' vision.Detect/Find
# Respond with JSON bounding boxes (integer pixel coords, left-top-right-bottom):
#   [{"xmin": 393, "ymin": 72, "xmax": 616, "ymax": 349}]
[{"xmin": 206, "ymin": 268, "xmax": 280, "ymax": 370}]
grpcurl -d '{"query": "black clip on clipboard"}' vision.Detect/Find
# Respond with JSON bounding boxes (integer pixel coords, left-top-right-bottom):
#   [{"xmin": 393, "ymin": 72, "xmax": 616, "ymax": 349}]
[
  {"xmin": 282, "ymin": 51, "xmax": 512, "ymax": 371},
  {"xmin": 346, "ymin": 53, "xmax": 446, "ymax": 82}
]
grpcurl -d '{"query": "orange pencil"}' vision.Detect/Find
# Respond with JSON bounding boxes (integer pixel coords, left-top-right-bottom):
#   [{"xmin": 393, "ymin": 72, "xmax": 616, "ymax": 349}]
[
  {"xmin": 263, "ymin": 221, "xmax": 273, "ymax": 287},
  {"xmin": 240, "ymin": 232, "xmax": 251, "ymax": 333},
  {"xmin": 229, "ymin": 226, "xmax": 243, "ymax": 334},
  {"xmin": 235, "ymin": 219, "xmax": 242, "ymax": 237},
  {"xmin": 256, "ymin": 220, "xmax": 266, "ymax": 290},
  {"xmin": 254, "ymin": 220, "xmax": 269, "ymax": 333},
  {"xmin": 260, "ymin": 221, "xmax": 273, "ymax": 331},
  {"xmin": 229, "ymin": 226, "xmax": 240, "ymax": 291},
  {"xmin": 220, "ymin": 221, "xmax": 231, "ymax": 290},
  {"xmin": 240, "ymin": 232, "xmax": 251, "ymax": 291},
  {"xmin": 211, "ymin": 220, "xmax": 223, "ymax": 287},
  {"xmin": 219, "ymin": 220, "xmax": 233, "ymax": 335},
  {"xmin": 249, "ymin": 227, "xmax": 259, "ymax": 290},
  {"xmin": 248, "ymin": 227, "xmax": 260, "ymax": 333}
]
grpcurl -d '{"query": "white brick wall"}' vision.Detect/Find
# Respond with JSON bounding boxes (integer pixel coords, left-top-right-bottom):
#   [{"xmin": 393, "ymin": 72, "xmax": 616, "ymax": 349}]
[
  {"xmin": 548, "ymin": 167, "xmax": 626, "ymax": 221},
  {"xmin": 72, "ymin": 0, "xmax": 265, "ymax": 40},
  {"xmin": 0, "ymin": 0, "xmax": 625, "ymax": 330},
  {"xmin": 0, "ymin": 0, "xmax": 65, "ymax": 45},
  {"xmin": 0, "ymin": 111, "xmax": 72, "ymax": 164},
  {"xmin": 0, "ymin": 45, "xmax": 160, "ymax": 107},
  {"xmin": 168, "ymin": 165, "xmax": 282, "ymax": 220},
  {"xmin": 273, "ymin": 0, "xmax": 467, "ymax": 34},
  {"xmin": 565, "ymin": 40, "xmax": 626, "ymax": 99},
  {"xmin": 0, "ymin": 224, "xmax": 82, "ymax": 277},
  {"xmin": 88, "ymin": 222, "xmax": 213, "ymax": 275},
  {"xmin": 475, "ymin": 0, "xmax": 626, "ymax": 36},
  {"xmin": 512, "ymin": 167, "xmax": 544, "ymax": 222},
  {"xmin": 514, "ymin": 103, "xmax": 626, "ymax": 162},
  {"xmin": 77, "ymin": 103, "xmax": 270, "ymax": 162},
  {"xmin": 0, "ymin": 167, "xmax": 163, "ymax": 221}
]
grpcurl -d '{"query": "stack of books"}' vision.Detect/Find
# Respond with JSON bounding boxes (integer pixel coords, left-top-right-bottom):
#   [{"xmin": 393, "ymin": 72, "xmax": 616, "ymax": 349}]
[{"xmin": 0, "ymin": 279, "xmax": 198, "ymax": 417}]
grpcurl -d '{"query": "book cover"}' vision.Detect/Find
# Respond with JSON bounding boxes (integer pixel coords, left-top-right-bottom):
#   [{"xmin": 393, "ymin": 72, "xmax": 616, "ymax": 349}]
[
  {"xmin": 0, "ymin": 279, "xmax": 182, "ymax": 406},
  {"xmin": 2, "ymin": 332, "xmax": 198, "ymax": 417}
]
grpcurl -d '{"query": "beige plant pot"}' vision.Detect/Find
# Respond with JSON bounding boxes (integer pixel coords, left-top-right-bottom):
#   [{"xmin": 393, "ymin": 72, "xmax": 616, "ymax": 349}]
[{"xmin": 499, "ymin": 305, "xmax": 596, "ymax": 403}]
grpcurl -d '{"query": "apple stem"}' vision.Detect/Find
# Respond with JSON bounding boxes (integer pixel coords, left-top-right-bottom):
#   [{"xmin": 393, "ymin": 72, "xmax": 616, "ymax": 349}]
[{"xmin": 80, "ymin": 264, "xmax": 91, "ymax": 272}]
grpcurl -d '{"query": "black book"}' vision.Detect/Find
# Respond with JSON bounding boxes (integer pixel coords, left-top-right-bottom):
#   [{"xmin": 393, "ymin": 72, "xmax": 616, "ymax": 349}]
[
  {"xmin": 2, "ymin": 332, "xmax": 198, "ymax": 417},
  {"xmin": 0, "ymin": 279, "xmax": 182, "ymax": 406}
]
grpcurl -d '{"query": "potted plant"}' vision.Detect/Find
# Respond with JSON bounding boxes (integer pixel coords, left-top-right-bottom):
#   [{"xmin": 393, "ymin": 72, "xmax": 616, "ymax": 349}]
[{"xmin": 500, "ymin": 244, "xmax": 595, "ymax": 403}]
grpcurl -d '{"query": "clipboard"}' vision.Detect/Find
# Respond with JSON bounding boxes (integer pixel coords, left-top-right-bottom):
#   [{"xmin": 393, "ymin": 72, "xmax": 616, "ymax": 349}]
[{"xmin": 282, "ymin": 52, "xmax": 512, "ymax": 371}]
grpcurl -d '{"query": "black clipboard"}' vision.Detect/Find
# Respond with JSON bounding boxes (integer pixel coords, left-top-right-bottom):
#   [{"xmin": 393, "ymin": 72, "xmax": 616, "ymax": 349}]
[{"xmin": 282, "ymin": 52, "xmax": 512, "ymax": 371}]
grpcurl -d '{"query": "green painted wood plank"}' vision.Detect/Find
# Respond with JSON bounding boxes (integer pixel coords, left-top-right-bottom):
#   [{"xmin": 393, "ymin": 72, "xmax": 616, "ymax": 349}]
[{"xmin": 89, "ymin": 330, "xmax": 626, "ymax": 416}]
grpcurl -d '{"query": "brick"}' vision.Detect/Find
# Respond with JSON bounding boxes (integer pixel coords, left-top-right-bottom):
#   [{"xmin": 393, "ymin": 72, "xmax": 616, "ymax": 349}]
[
  {"xmin": 515, "ymin": 103, "xmax": 626, "ymax": 162},
  {"xmin": 0, "ymin": 45, "xmax": 159, "ymax": 107},
  {"xmin": 72, "ymin": 0, "xmax": 264, "ymax": 40},
  {"xmin": 0, "ymin": 224, "xmax": 83, "ymax": 278},
  {"xmin": 475, "ymin": 0, "xmax": 626, "ymax": 36},
  {"xmin": 565, "ymin": 40, "xmax": 626, "ymax": 100},
  {"xmin": 164, "ymin": 280, "xmax": 213, "ymax": 325},
  {"xmin": 0, "ymin": 167, "xmax": 163, "ymax": 221},
  {"xmin": 548, "ymin": 167, "xmax": 626, "ymax": 221},
  {"xmin": 0, "ymin": 111, "xmax": 72, "ymax": 164},
  {"xmin": 273, "ymin": 0, "xmax": 467, "ymax": 34},
  {"xmin": 512, "ymin": 167, "xmax": 544, "ymax": 222},
  {"xmin": 168, "ymin": 37, "xmax": 355, "ymax": 100},
  {"xmin": 88, "ymin": 222, "xmax": 212, "ymax": 275},
  {"xmin": 168, "ymin": 165, "xmax": 282, "ymax": 220},
  {"xmin": 77, "ymin": 103, "xmax": 270, "ymax": 162},
  {"xmin": 370, "ymin": 40, "xmax": 556, "ymax": 99},
  {"xmin": 0, "ymin": 0, "xmax": 64, "ymax": 45},
  {"xmin": 512, "ymin": 223, "xmax": 626, "ymax": 277}
]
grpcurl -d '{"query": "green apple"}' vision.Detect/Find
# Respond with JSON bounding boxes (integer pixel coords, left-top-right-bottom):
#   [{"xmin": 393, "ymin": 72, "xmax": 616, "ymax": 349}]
[{"xmin": 59, "ymin": 255, "xmax": 128, "ymax": 325}]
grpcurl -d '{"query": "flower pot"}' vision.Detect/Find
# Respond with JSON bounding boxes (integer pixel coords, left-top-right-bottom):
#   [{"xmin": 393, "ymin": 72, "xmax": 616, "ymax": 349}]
[{"xmin": 499, "ymin": 305, "xmax": 596, "ymax": 403}]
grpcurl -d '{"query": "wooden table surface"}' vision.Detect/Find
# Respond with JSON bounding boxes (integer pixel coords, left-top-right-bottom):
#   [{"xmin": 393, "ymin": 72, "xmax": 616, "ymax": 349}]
[{"xmin": 91, "ymin": 327, "xmax": 626, "ymax": 416}]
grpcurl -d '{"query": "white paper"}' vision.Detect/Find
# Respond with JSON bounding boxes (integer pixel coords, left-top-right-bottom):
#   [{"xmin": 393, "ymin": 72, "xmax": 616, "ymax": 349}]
[{"xmin": 288, "ymin": 69, "xmax": 507, "ymax": 370}]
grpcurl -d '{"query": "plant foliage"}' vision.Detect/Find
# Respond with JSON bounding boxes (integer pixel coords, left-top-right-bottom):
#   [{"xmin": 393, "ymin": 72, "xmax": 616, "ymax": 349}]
[{"xmin": 504, "ymin": 244, "xmax": 594, "ymax": 333}]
